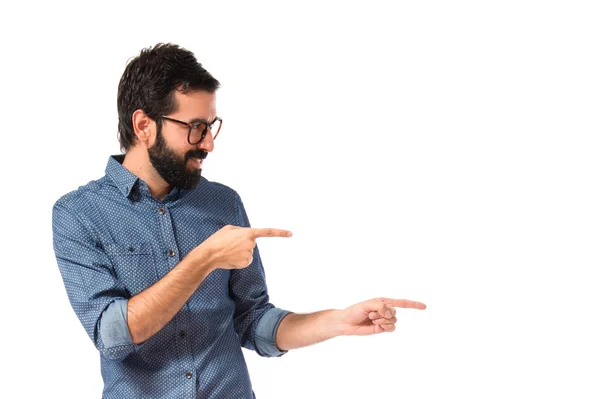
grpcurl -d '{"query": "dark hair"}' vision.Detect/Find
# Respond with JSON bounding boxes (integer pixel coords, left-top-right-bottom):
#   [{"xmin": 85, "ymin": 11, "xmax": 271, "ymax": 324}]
[{"xmin": 117, "ymin": 43, "xmax": 220, "ymax": 152}]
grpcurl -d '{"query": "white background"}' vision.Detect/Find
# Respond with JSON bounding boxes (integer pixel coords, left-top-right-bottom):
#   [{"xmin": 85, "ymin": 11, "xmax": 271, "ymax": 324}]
[{"xmin": 1, "ymin": 1, "xmax": 599, "ymax": 398}]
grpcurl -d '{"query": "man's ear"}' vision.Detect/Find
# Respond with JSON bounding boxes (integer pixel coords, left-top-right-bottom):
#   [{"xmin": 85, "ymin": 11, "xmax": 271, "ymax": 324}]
[{"xmin": 132, "ymin": 109, "xmax": 155, "ymax": 147}]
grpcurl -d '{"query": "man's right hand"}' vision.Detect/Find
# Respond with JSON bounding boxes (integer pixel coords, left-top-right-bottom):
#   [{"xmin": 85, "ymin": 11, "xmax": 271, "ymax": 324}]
[{"xmin": 195, "ymin": 225, "xmax": 293, "ymax": 270}]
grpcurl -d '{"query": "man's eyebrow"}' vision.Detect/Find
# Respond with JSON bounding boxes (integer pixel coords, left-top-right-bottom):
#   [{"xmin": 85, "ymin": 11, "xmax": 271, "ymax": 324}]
[
  {"xmin": 188, "ymin": 116, "xmax": 218, "ymax": 124},
  {"xmin": 195, "ymin": 117, "xmax": 219, "ymax": 123},
  {"xmin": 189, "ymin": 117, "xmax": 209, "ymax": 123}
]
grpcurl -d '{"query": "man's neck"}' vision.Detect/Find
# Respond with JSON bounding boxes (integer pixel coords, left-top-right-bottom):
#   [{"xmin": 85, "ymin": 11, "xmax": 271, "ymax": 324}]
[{"xmin": 122, "ymin": 149, "xmax": 172, "ymax": 201}]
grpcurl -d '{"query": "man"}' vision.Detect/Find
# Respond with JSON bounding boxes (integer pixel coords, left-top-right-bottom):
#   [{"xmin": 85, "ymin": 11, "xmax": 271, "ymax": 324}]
[{"xmin": 52, "ymin": 43, "xmax": 426, "ymax": 399}]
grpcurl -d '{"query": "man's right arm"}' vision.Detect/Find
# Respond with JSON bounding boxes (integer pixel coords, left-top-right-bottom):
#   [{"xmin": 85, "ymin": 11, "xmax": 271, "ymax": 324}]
[{"xmin": 126, "ymin": 224, "xmax": 292, "ymax": 343}]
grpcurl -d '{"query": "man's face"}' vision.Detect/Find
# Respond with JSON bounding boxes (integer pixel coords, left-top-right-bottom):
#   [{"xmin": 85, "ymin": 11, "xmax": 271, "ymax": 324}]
[{"xmin": 148, "ymin": 90, "xmax": 217, "ymax": 189}]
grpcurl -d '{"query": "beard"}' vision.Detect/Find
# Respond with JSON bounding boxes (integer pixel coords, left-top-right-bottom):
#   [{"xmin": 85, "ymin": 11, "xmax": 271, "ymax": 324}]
[{"xmin": 148, "ymin": 124, "xmax": 208, "ymax": 189}]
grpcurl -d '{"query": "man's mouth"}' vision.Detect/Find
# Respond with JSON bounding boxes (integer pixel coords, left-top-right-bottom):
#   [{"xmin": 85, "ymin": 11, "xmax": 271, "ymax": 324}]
[{"xmin": 190, "ymin": 158, "xmax": 203, "ymax": 168}]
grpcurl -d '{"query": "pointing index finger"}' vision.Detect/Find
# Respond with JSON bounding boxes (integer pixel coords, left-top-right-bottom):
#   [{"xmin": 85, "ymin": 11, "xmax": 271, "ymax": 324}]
[
  {"xmin": 384, "ymin": 298, "xmax": 427, "ymax": 310},
  {"xmin": 249, "ymin": 228, "xmax": 293, "ymax": 238}
]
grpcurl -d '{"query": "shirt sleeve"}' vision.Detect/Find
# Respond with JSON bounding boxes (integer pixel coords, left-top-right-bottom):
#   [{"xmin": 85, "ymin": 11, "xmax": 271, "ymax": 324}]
[
  {"xmin": 228, "ymin": 193, "xmax": 291, "ymax": 358},
  {"xmin": 52, "ymin": 202, "xmax": 140, "ymax": 361}
]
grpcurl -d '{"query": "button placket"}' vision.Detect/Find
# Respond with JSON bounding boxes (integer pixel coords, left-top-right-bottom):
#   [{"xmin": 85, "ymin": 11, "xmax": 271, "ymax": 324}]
[{"xmin": 154, "ymin": 201, "xmax": 194, "ymax": 377}]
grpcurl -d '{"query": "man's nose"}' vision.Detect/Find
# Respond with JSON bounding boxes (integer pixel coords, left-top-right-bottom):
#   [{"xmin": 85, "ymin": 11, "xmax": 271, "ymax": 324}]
[{"xmin": 198, "ymin": 130, "xmax": 214, "ymax": 152}]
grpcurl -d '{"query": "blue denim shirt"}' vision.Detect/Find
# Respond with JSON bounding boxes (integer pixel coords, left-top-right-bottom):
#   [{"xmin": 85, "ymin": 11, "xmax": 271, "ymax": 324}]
[{"xmin": 52, "ymin": 155, "xmax": 290, "ymax": 398}]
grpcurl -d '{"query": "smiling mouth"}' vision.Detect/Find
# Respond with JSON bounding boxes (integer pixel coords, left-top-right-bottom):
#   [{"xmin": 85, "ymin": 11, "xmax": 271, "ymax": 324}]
[{"xmin": 189, "ymin": 158, "xmax": 203, "ymax": 168}]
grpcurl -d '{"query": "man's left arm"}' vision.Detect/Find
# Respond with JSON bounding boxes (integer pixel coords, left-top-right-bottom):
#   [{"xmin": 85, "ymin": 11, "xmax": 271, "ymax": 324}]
[
  {"xmin": 229, "ymin": 192, "xmax": 426, "ymax": 353},
  {"xmin": 275, "ymin": 298, "xmax": 427, "ymax": 351}
]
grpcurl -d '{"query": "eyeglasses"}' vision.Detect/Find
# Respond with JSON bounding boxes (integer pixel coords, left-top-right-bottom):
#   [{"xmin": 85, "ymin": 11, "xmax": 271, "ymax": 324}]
[{"xmin": 160, "ymin": 115, "xmax": 222, "ymax": 145}]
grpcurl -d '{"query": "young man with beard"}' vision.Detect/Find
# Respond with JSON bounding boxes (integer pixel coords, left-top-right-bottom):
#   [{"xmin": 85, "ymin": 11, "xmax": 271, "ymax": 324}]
[{"xmin": 52, "ymin": 43, "xmax": 426, "ymax": 399}]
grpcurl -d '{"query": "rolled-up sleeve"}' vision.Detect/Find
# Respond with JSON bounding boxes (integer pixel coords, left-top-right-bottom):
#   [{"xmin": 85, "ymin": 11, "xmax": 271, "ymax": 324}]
[
  {"xmin": 254, "ymin": 307, "xmax": 291, "ymax": 357},
  {"xmin": 52, "ymin": 202, "xmax": 138, "ymax": 360},
  {"xmin": 229, "ymin": 193, "xmax": 291, "ymax": 358}
]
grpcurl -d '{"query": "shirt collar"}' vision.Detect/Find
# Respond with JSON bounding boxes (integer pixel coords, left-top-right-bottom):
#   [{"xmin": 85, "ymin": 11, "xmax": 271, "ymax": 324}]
[
  {"xmin": 105, "ymin": 154, "xmax": 140, "ymax": 199},
  {"xmin": 105, "ymin": 154, "xmax": 185, "ymax": 202}
]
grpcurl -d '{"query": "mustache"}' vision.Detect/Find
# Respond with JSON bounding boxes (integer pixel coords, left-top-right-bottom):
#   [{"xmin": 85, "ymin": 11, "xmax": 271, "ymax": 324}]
[{"xmin": 186, "ymin": 150, "xmax": 208, "ymax": 160}]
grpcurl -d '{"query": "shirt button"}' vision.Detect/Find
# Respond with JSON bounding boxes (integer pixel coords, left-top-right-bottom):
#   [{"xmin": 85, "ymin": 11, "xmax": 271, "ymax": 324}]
[
  {"xmin": 168, "ymin": 250, "xmax": 176, "ymax": 257},
  {"xmin": 159, "ymin": 207, "xmax": 166, "ymax": 215},
  {"xmin": 185, "ymin": 372, "xmax": 192, "ymax": 379},
  {"xmin": 179, "ymin": 331, "xmax": 187, "ymax": 339}
]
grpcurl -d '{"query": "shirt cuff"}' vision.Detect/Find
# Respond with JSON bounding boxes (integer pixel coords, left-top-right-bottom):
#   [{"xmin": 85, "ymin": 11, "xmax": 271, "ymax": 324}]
[
  {"xmin": 254, "ymin": 307, "xmax": 292, "ymax": 357},
  {"xmin": 99, "ymin": 299, "xmax": 136, "ymax": 360}
]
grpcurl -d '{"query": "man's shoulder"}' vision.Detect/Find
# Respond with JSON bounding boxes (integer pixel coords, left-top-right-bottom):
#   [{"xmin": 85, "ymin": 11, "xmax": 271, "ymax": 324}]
[
  {"xmin": 53, "ymin": 176, "xmax": 109, "ymax": 212},
  {"xmin": 195, "ymin": 177, "xmax": 240, "ymax": 200}
]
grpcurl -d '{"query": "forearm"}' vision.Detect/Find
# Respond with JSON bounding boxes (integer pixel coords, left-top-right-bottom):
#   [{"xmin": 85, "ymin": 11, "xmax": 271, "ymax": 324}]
[
  {"xmin": 275, "ymin": 309, "xmax": 345, "ymax": 351},
  {"xmin": 127, "ymin": 248, "xmax": 214, "ymax": 344}
]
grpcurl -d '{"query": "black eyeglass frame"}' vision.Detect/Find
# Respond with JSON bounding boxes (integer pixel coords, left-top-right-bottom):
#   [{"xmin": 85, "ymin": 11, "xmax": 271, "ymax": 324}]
[{"xmin": 160, "ymin": 115, "xmax": 223, "ymax": 145}]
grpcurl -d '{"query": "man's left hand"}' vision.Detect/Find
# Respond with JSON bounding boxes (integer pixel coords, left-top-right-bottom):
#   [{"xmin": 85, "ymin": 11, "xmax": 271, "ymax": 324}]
[{"xmin": 336, "ymin": 297, "xmax": 427, "ymax": 336}]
